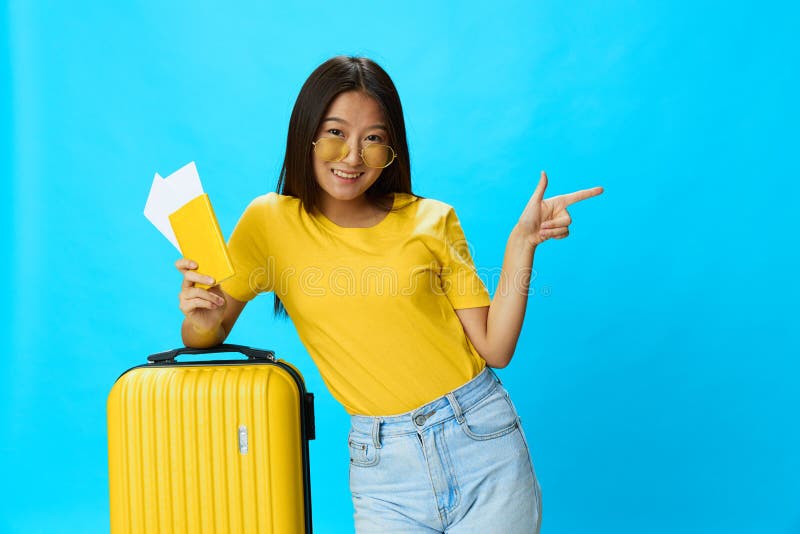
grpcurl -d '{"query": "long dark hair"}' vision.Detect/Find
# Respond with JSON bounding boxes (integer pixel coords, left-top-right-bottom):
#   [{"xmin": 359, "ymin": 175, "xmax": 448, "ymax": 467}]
[{"xmin": 273, "ymin": 55, "xmax": 419, "ymax": 318}]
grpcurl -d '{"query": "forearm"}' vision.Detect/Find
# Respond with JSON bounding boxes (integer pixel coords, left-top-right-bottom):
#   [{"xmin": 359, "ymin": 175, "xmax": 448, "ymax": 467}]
[
  {"xmin": 181, "ymin": 318, "xmax": 227, "ymax": 348},
  {"xmin": 485, "ymin": 225, "xmax": 537, "ymax": 367}
]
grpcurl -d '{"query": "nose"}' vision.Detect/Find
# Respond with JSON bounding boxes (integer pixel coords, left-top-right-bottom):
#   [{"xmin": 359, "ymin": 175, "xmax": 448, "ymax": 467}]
[{"xmin": 342, "ymin": 138, "xmax": 363, "ymax": 168}]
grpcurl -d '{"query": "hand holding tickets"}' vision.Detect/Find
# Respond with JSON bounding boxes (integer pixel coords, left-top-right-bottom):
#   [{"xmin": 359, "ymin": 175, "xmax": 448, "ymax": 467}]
[{"xmin": 143, "ymin": 161, "xmax": 235, "ymax": 290}]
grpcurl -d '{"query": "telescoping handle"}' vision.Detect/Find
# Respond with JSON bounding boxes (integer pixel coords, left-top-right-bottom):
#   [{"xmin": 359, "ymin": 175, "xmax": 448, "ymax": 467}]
[{"xmin": 147, "ymin": 344, "xmax": 276, "ymax": 364}]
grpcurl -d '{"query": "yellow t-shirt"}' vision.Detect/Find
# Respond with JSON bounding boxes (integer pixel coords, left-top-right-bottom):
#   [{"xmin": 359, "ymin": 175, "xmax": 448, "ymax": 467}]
[{"xmin": 220, "ymin": 192, "xmax": 492, "ymax": 415}]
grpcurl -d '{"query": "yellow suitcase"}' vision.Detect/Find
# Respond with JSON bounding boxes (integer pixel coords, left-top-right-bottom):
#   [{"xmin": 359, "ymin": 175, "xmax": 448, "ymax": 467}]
[{"xmin": 107, "ymin": 344, "xmax": 314, "ymax": 533}]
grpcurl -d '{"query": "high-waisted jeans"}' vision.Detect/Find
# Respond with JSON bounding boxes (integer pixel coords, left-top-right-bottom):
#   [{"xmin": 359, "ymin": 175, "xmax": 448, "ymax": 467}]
[{"xmin": 347, "ymin": 367, "xmax": 542, "ymax": 533}]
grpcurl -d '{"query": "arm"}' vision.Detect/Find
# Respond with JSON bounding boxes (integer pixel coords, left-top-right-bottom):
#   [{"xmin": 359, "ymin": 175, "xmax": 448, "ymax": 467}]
[
  {"xmin": 456, "ymin": 171, "xmax": 604, "ymax": 368},
  {"xmin": 456, "ymin": 227, "xmax": 535, "ymax": 368},
  {"xmin": 177, "ymin": 196, "xmax": 273, "ymax": 348}
]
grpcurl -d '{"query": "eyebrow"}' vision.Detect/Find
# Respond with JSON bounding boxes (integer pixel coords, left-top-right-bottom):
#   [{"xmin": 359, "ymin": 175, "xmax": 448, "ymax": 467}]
[{"xmin": 322, "ymin": 116, "xmax": 388, "ymax": 132}]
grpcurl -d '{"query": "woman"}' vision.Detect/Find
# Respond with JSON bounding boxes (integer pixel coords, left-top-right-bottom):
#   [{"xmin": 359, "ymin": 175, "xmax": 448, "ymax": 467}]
[{"xmin": 176, "ymin": 55, "xmax": 603, "ymax": 533}]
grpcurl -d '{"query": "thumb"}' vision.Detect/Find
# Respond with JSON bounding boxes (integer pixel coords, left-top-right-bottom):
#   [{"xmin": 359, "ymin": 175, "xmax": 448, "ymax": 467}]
[{"xmin": 533, "ymin": 170, "xmax": 548, "ymax": 203}]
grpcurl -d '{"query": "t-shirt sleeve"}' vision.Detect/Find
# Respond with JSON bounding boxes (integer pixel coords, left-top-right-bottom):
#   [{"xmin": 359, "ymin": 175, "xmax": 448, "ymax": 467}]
[
  {"xmin": 219, "ymin": 195, "xmax": 274, "ymax": 302},
  {"xmin": 438, "ymin": 206, "xmax": 492, "ymax": 310}
]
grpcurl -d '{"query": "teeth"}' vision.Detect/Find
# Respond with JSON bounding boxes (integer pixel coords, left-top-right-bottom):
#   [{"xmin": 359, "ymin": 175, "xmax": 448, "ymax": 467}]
[{"xmin": 333, "ymin": 169, "xmax": 361, "ymax": 179}]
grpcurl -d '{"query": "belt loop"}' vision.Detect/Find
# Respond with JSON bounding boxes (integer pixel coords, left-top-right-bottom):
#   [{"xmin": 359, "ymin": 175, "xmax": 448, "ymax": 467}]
[
  {"xmin": 372, "ymin": 417, "xmax": 382, "ymax": 449},
  {"xmin": 446, "ymin": 393, "xmax": 465, "ymax": 424},
  {"xmin": 488, "ymin": 366, "xmax": 502, "ymax": 385}
]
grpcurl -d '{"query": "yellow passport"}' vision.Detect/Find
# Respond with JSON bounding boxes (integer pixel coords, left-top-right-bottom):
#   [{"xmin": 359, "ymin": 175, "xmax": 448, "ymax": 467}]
[{"xmin": 168, "ymin": 193, "xmax": 235, "ymax": 290}]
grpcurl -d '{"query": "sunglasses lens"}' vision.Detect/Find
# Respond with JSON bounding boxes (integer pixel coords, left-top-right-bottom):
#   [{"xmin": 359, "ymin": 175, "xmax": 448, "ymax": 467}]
[
  {"xmin": 363, "ymin": 144, "xmax": 395, "ymax": 168},
  {"xmin": 314, "ymin": 137, "xmax": 348, "ymax": 162}
]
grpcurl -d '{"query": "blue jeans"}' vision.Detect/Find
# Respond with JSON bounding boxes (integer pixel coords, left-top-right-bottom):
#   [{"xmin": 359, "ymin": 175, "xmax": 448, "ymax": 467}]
[{"xmin": 348, "ymin": 368, "xmax": 542, "ymax": 533}]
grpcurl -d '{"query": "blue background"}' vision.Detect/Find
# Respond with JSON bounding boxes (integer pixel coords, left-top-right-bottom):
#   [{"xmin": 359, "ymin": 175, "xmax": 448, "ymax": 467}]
[{"xmin": 4, "ymin": 1, "xmax": 799, "ymax": 532}]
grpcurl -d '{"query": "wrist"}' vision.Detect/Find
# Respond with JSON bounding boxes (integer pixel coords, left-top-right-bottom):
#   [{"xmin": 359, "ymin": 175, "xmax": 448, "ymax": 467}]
[
  {"xmin": 190, "ymin": 321, "xmax": 221, "ymax": 335},
  {"xmin": 510, "ymin": 225, "xmax": 537, "ymax": 254},
  {"xmin": 183, "ymin": 318, "xmax": 225, "ymax": 347}
]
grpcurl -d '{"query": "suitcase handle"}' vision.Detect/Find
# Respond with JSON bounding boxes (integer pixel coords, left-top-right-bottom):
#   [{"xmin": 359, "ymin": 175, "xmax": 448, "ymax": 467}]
[{"xmin": 147, "ymin": 344, "xmax": 276, "ymax": 363}]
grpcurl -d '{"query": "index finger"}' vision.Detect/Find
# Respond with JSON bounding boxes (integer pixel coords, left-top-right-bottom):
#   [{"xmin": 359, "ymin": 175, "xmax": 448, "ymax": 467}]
[
  {"xmin": 182, "ymin": 270, "xmax": 215, "ymax": 289},
  {"xmin": 175, "ymin": 258, "xmax": 198, "ymax": 271},
  {"xmin": 562, "ymin": 186, "xmax": 604, "ymax": 207}
]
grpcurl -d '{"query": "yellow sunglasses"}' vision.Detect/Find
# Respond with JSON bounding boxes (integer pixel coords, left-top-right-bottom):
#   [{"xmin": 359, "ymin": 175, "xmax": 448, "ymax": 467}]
[{"xmin": 312, "ymin": 137, "xmax": 397, "ymax": 169}]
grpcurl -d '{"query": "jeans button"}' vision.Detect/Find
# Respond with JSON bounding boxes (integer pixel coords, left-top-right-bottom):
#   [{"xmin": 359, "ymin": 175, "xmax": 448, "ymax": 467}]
[{"xmin": 414, "ymin": 414, "xmax": 426, "ymax": 426}]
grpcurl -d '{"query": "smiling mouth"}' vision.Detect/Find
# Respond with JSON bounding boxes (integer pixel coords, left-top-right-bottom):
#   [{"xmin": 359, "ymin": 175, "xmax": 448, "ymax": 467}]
[{"xmin": 332, "ymin": 169, "xmax": 363, "ymax": 180}]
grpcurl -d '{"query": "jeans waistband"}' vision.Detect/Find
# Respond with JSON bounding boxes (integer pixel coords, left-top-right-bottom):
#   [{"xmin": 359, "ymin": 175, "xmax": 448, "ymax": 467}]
[{"xmin": 349, "ymin": 367, "xmax": 503, "ymax": 447}]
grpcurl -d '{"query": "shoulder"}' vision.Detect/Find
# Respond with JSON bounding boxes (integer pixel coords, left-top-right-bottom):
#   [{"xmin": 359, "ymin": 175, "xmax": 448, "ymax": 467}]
[
  {"xmin": 415, "ymin": 197, "xmax": 460, "ymax": 233},
  {"xmin": 397, "ymin": 193, "xmax": 454, "ymax": 220},
  {"xmin": 239, "ymin": 192, "xmax": 304, "ymax": 218},
  {"xmin": 244, "ymin": 192, "xmax": 299, "ymax": 208},
  {"xmin": 232, "ymin": 193, "xmax": 303, "ymax": 237}
]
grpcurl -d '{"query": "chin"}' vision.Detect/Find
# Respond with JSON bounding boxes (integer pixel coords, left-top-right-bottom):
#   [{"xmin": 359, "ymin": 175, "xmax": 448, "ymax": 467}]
[{"xmin": 315, "ymin": 174, "xmax": 380, "ymax": 202}]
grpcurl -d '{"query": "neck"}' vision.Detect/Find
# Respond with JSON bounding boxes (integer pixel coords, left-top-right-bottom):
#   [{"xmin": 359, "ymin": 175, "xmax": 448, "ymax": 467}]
[{"xmin": 318, "ymin": 194, "xmax": 393, "ymax": 228}]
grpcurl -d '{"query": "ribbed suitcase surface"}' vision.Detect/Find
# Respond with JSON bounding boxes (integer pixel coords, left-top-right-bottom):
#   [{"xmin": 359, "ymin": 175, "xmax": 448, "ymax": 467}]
[{"xmin": 107, "ymin": 346, "xmax": 313, "ymax": 534}]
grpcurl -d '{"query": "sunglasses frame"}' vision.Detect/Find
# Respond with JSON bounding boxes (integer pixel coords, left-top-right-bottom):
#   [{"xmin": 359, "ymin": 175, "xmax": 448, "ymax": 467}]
[{"xmin": 312, "ymin": 137, "xmax": 397, "ymax": 169}]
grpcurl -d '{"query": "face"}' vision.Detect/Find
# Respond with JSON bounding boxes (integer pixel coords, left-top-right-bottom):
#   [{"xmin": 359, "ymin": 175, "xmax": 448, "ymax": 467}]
[{"xmin": 312, "ymin": 91, "xmax": 389, "ymax": 210}]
